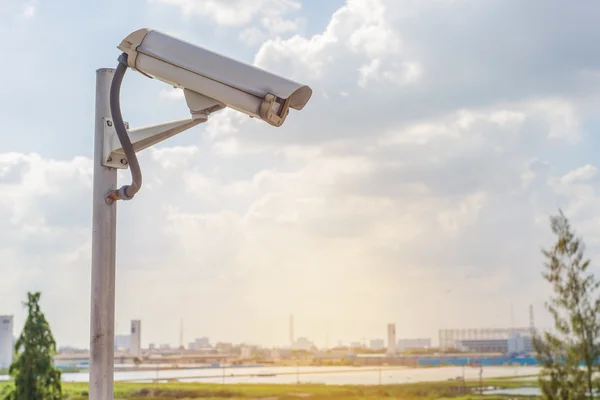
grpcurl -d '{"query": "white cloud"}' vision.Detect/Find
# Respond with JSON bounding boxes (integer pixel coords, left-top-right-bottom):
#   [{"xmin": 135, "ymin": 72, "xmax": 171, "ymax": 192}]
[
  {"xmin": 254, "ymin": 0, "xmax": 405, "ymax": 83},
  {"xmin": 358, "ymin": 58, "xmax": 381, "ymax": 88},
  {"xmin": 489, "ymin": 110, "xmax": 527, "ymax": 126},
  {"xmin": 1, "ymin": 99, "xmax": 597, "ymax": 347},
  {"xmin": 22, "ymin": 2, "xmax": 35, "ymax": 18},
  {"xmin": 248, "ymin": 0, "xmax": 430, "ymax": 103},
  {"xmin": 539, "ymin": 99, "xmax": 581, "ymax": 144},
  {"xmin": 210, "ymin": 137, "xmax": 269, "ymax": 158},
  {"xmin": 4, "ymin": 91, "xmax": 591, "ymax": 344},
  {"xmin": 212, "ymin": 137, "xmax": 240, "ymax": 157},
  {"xmin": 382, "ymin": 62, "xmax": 422, "ymax": 85},
  {"xmin": 359, "ymin": 59, "xmax": 422, "ymax": 87},
  {"xmin": 240, "ymin": 27, "xmax": 267, "ymax": 46},
  {"xmin": 159, "ymin": 87, "xmax": 185, "ymax": 100},
  {"xmin": 261, "ymin": 16, "xmax": 301, "ymax": 36},
  {"xmin": 238, "ymin": 15, "xmax": 304, "ymax": 46},
  {"xmin": 151, "ymin": 0, "xmax": 301, "ymax": 26},
  {"xmin": 561, "ymin": 164, "xmax": 598, "ymax": 184},
  {"xmin": 437, "ymin": 191, "xmax": 488, "ymax": 235},
  {"xmin": 205, "ymin": 108, "xmax": 244, "ymax": 138},
  {"xmin": 150, "ymin": 146, "xmax": 198, "ymax": 169}
]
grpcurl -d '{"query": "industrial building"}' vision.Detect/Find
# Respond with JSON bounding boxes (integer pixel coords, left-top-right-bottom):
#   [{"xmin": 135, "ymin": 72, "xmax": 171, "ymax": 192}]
[
  {"xmin": 130, "ymin": 320, "xmax": 141, "ymax": 357},
  {"xmin": 397, "ymin": 338, "xmax": 431, "ymax": 351},
  {"xmin": 440, "ymin": 328, "xmax": 533, "ymax": 354},
  {"xmin": 0, "ymin": 316, "xmax": 13, "ymax": 369},
  {"xmin": 114, "ymin": 334, "xmax": 131, "ymax": 351},
  {"xmin": 508, "ymin": 333, "xmax": 532, "ymax": 354},
  {"xmin": 387, "ymin": 323, "xmax": 396, "ymax": 354},
  {"xmin": 439, "ymin": 327, "xmax": 531, "ymax": 350},
  {"xmin": 457, "ymin": 333, "xmax": 533, "ymax": 354},
  {"xmin": 456, "ymin": 339, "xmax": 507, "ymax": 353},
  {"xmin": 440, "ymin": 305, "xmax": 537, "ymax": 354}
]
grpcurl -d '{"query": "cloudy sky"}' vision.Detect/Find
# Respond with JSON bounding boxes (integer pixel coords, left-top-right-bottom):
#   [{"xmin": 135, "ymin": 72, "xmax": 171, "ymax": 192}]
[{"xmin": 2, "ymin": 0, "xmax": 600, "ymax": 349}]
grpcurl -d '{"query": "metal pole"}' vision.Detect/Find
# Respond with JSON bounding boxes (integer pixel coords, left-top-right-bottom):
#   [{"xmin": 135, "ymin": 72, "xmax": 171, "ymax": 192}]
[{"xmin": 90, "ymin": 68, "xmax": 118, "ymax": 400}]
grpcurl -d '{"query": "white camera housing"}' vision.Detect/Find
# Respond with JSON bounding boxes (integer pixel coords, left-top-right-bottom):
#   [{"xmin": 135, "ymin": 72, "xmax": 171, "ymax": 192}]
[{"xmin": 118, "ymin": 29, "xmax": 312, "ymax": 127}]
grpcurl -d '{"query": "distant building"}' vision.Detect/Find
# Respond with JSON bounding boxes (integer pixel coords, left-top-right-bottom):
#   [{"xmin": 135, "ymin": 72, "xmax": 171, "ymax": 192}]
[
  {"xmin": 387, "ymin": 324, "xmax": 396, "ymax": 355},
  {"xmin": 149, "ymin": 343, "xmax": 156, "ymax": 351},
  {"xmin": 216, "ymin": 342, "xmax": 233, "ymax": 354},
  {"xmin": 0, "ymin": 316, "xmax": 13, "ymax": 369},
  {"xmin": 439, "ymin": 327, "xmax": 530, "ymax": 350},
  {"xmin": 507, "ymin": 333, "xmax": 528, "ymax": 354},
  {"xmin": 114, "ymin": 334, "xmax": 131, "ymax": 351},
  {"xmin": 350, "ymin": 341, "xmax": 364, "ymax": 349},
  {"xmin": 456, "ymin": 339, "xmax": 507, "ymax": 353},
  {"xmin": 130, "ymin": 320, "xmax": 141, "ymax": 357},
  {"xmin": 294, "ymin": 337, "xmax": 315, "ymax": 351},
  {"xmin": 189, "ymin": 337, "xmax": 211, "ymax": 350},
  {"xmin": 370, "ymin": 339, "xmax": 385, "ymax": 350},
  {"xmin": 457, "ymin": 334, "xmax": 533, "ymax": 354},
  {"xmin": 159, "ymin": 343, "xmax": 171, "ymax": 350},
  {"xmin": 397, "ymin": 338, "xmax": 431, "ymax": 351},
  {"xmin": 240, "ymin": 347, "xmax": 252, "ymax": 358}
]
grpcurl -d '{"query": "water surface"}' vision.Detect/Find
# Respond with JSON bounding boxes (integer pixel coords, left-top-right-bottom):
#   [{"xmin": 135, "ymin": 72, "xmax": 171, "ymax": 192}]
[{"xmin": 0, "ymin": 365, "xmax": 541, "ymax": 385}]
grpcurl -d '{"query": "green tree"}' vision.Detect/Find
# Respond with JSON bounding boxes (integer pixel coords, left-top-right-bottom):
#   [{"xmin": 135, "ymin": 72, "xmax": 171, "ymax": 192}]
[
  {"xmin": 536, "ymin": 210, "xmax": 600, "ymax": 399},
  {"xmin": 5, "ymin": 292, "xmax": 62, "ymax": 400}
]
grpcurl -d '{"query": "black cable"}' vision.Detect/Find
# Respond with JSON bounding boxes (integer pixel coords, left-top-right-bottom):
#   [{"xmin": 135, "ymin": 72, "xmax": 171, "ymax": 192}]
[{"xmin": 110, "ymin": 53, "xmax": 142, "ymax": 200}]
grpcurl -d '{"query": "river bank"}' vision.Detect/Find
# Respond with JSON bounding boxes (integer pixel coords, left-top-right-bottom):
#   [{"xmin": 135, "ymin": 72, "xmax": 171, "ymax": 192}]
[{"xmin": 0, "ymin": 378, "xmax": 539, "ymax": 400}]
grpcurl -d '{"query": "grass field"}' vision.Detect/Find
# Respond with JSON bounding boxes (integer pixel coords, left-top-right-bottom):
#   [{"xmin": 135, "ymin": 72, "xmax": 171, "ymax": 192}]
[{"xmin": 0, "ymin": 377, "xmax": 538, "ymax": 399}]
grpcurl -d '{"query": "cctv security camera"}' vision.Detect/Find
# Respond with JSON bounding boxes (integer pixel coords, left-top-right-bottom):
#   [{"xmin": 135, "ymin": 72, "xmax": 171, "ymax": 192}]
[
  {"xmin": 106, "ymin": 29, "xmax": 313, "ymax": 202},
  {"xmin": 118, "ymin": 29, "xmax": 313, "ymax": 127}
]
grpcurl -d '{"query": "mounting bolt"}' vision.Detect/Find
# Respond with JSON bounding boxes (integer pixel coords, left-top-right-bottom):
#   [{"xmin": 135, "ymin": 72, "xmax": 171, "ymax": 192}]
[
  {"xmin": 107, "ymin": 157, "xmax": 112, "ymax": 162},
  {"xmin": 120, "ymin": 159, "xmax": 128, "ymax": 165},
  {"xmin": 107, "ymin": 120, "xmax": 113, "ymax": 127}
]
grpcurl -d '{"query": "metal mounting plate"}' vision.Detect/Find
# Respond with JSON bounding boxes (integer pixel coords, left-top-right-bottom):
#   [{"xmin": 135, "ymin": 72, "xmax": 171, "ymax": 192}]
[{"xmin": 102, "ymin": 118, "xmax": 130, "ymax": 169}]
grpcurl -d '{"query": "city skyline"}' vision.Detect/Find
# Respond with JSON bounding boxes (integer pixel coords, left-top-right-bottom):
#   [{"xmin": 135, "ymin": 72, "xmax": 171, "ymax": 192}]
[{"xmin": 0, "ymin": 305, "xmax": 542, "ymax": 351}]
